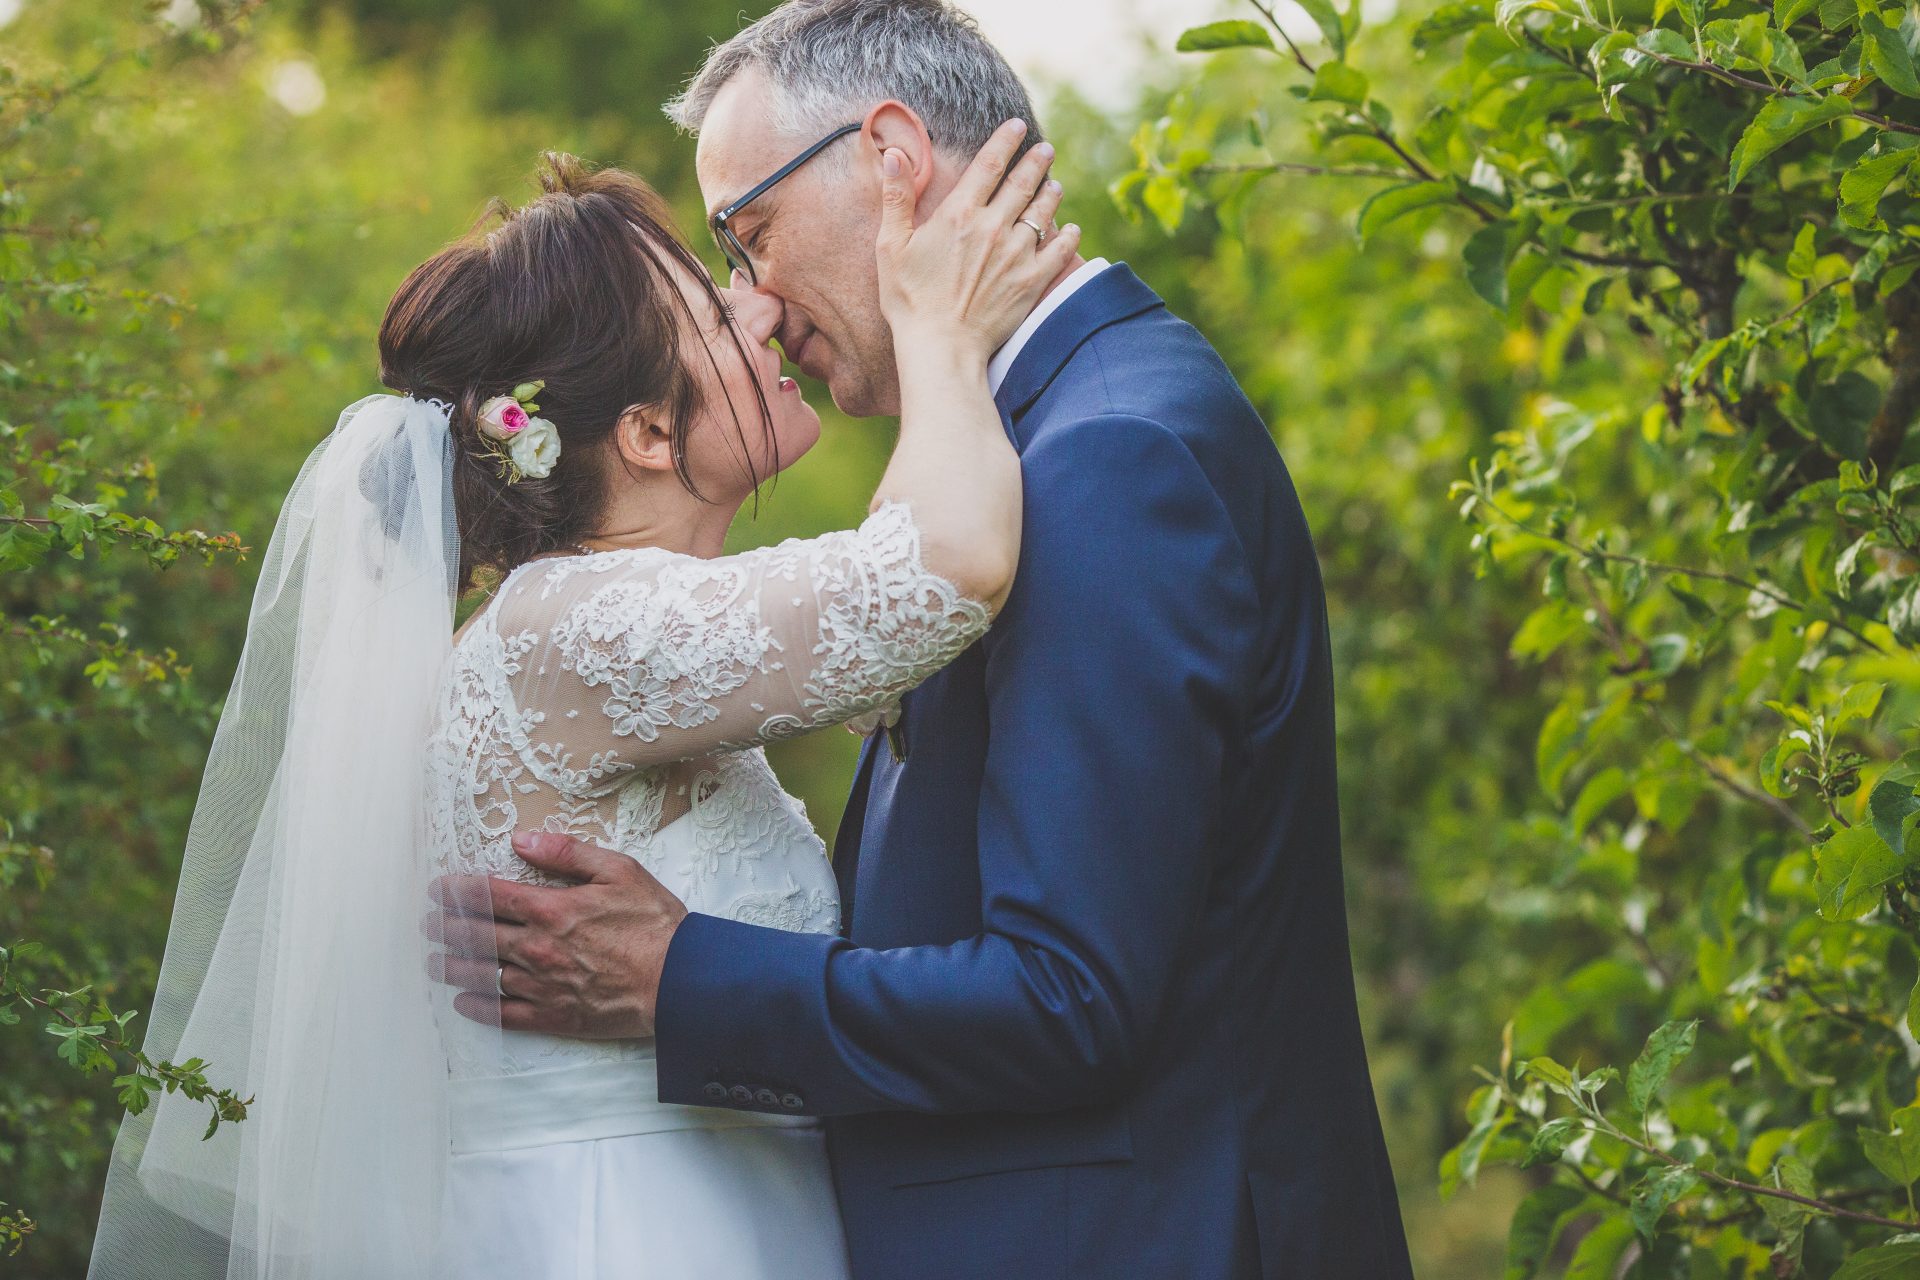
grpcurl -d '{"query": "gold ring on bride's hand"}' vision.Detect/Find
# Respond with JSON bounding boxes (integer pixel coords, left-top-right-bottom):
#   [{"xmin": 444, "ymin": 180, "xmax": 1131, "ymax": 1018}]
[{"xmin": 1018, "ymin": 217, "xmax": 1046, "ymax": 247}]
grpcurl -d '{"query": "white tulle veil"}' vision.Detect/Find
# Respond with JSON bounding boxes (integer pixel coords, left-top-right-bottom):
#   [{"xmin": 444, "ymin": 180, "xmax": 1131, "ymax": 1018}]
[{"xmin": 88, "ymin": 394, "xmax": 508, "ymax": 1278}]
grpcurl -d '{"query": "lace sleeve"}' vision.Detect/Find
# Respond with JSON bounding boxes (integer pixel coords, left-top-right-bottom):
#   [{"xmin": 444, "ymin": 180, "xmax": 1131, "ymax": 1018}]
[{"xmin": 493, "ymin": 500, "xmax": 990, "ymax": 781}]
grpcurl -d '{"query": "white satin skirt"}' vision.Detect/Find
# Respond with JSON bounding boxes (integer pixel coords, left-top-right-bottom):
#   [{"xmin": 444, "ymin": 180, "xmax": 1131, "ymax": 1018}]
[{"xmin": 436, "ymin": 1057, "xmax": 851, "ymax": 1279}]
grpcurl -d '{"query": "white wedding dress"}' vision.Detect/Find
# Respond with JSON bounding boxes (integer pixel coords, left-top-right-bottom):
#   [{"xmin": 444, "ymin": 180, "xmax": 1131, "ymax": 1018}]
[{"xmin": 421, "ymin": 500, "xmax": 991, "ymax": 1278}]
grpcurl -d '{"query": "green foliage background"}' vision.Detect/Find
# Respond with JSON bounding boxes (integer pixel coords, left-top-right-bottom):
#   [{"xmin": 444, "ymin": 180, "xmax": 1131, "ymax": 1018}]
[{"xmin": 6, "ymin": 0, "xmax": 1918, "ymax": 1274}]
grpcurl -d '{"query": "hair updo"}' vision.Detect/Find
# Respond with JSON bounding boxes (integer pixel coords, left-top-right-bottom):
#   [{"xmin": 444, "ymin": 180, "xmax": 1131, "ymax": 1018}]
[{"xmin": 377, "ymin": 152, "xmax": 774, "ymax": 590}]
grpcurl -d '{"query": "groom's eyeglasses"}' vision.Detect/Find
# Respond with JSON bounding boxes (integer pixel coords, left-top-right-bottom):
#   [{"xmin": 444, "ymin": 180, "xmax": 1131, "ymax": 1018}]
[{"xmin": 709, "ymin": 122, "xmax": 862, "ymax": 287}]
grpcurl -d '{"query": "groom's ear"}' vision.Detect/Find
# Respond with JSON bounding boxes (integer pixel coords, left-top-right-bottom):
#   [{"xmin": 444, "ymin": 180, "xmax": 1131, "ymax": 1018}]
[
  {"xmin": 863, "ymin": 101, "xmax": 936, "ymax": 216},
  {"xmin": 612, "ymin": 407, "xmax": 675, "ymax": 474}
]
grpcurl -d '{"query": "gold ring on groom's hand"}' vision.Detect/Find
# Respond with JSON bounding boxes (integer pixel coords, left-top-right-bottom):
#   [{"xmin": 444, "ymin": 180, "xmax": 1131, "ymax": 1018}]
[{"xmin": 1018, "ymin": 217, "xmax": 1046, "ymax": 247}]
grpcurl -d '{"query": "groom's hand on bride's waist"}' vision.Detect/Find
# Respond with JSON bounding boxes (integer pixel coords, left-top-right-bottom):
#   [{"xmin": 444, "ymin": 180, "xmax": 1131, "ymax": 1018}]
[{"xmin": 421, "ymin": 831, "xmax": 687, "ymax": 1038}]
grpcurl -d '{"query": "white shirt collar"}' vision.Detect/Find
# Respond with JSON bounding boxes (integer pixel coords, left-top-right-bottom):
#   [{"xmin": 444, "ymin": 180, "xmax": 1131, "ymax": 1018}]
[{"xmin": 986, "ymin": 257, "xmax": 1112, "ymax": 396}]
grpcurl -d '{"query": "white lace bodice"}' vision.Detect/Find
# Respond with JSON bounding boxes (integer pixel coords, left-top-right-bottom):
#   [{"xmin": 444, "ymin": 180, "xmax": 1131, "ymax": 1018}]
[{"xmin": 424, "ymin": 501, "xmax": 989, "ymax": 1075}]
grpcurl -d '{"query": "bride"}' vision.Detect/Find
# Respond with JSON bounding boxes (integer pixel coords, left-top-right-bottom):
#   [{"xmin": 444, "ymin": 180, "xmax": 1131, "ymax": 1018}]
[{"xmin": 87, "ymin": 119, "xmax": 1075, "ymax": 1278}]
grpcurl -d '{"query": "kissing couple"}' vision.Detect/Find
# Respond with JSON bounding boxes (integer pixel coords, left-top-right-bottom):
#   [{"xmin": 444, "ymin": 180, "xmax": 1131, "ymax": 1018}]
[{"xmin": 88, "ymin": 2, "xmax": 1414, "ymax": 1277}]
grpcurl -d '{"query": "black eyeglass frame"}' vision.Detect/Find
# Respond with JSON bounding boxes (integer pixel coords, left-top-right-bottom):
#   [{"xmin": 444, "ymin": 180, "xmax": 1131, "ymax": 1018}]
[{"xmin": 709, "ymin": 122, "xmax": 863, "ymax": 286}]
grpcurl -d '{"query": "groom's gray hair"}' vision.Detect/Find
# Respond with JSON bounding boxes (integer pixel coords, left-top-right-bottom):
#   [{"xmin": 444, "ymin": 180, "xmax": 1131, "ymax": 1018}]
[{"xmin": 664, "ymin": 0, "xmax": 1043, "ymax": 160}]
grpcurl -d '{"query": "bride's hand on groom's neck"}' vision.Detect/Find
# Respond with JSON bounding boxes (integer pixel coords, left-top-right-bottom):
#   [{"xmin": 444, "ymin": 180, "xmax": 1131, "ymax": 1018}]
[{"xmin": 424, "ymin": 831, "xmax": 687, "ymax": 1039}]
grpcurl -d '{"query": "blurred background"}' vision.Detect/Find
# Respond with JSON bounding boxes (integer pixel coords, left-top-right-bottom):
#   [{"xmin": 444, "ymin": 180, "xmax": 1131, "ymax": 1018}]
[
  {"xmin": 8, "ymin": 0, "xmax": 1917, "ymax": 1275},
  {"xmin": 0, "ymin": 0, "xmax": 1543, "ymax": 1274}
]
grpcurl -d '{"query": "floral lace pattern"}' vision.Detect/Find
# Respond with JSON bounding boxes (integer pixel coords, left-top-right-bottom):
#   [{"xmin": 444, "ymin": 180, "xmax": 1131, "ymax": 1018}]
[{"xmin": 423, "ymin": 502, "xmax": 989, "ymax": 1076}]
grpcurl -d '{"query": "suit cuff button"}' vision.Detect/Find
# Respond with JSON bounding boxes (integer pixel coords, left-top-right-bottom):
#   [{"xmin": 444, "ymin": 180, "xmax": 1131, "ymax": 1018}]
[
  {"xmin": 702, "ymin": 1082, "xmax": 728, "ymax": 1102},
  {"xmin": 729, "ymin": 1085, "xmax": 755, "ymax": 1105},
  {"xmin": 780, "ymin": 1092, "xmax": 805, "ymax": 1110},
  {"xmin": 754, "ymin": 1088, "xmax": 779, "ymax": 1107}
]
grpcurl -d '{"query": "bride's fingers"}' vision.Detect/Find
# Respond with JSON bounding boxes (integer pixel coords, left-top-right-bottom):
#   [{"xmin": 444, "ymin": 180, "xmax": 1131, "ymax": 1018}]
[
  {"xmin": 949, "ymin": 117, "xmax": 1029, "ymax": 208},
  {"xmin": 1034, "ymin": 221, "xmax": 1083, "ymax": 278},
  {"xmin": 1019, "ymin": 178, "xmax": 1065, "ymax": 238},
  {"xmin": 986, "ymin": 139, "xmax": 1054, "ymax": 223}
]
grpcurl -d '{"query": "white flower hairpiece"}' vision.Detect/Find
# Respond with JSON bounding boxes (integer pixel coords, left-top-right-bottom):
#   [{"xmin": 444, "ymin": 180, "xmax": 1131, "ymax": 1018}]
[{"xmin": 475, "ymin": 380, "xmax": 560, "ymax": 482}]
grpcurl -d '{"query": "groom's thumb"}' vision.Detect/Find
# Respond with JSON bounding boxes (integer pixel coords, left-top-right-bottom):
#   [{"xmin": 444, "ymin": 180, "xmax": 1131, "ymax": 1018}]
[{"xmin": 876, "ymin": 148, "xmax": 912, "ymax": 250}]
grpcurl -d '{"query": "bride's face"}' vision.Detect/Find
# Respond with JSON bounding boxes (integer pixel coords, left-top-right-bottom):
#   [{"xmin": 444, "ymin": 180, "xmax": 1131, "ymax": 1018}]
[{"xmin": 661, "ymin": 249, "xmax": 821, "ymax": 504}]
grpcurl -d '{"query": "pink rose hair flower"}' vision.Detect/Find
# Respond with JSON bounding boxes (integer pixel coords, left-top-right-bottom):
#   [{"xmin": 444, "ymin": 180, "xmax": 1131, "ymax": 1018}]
[
  {"xmin": 473, "ymin": 380, "xmax": 559, "ymax": 483},
  {"xmin": 477, "ymin": 396, "xmax": 530, "ymax": 441}
]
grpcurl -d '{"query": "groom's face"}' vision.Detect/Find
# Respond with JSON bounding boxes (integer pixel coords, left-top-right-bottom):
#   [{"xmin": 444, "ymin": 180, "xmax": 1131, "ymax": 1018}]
[{"xmin": 696, "ymin": 70, "xmax": 906, "ymax": 419}]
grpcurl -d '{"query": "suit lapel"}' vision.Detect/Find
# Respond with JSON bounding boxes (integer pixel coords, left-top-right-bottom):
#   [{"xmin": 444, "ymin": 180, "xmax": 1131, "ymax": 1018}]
[{"xmin": 831, "ymin": 729, "xmax": 881, "ymax": 934}]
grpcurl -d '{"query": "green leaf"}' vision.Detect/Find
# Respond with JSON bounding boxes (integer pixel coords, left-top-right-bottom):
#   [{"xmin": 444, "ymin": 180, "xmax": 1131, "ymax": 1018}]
[
  {"xmin": 113, "ymin": 1072, "xmax": 156, "ymax": 1115},
  {"xmin": 1175, "ymin": 19, "xmax": 1277, "ymax": 53},
  {"xmin": 1806, "ymin": 370, "xmax": 1881, "ymax": 459},
  {"xmin": 1893, "ymin": 577, "xmax": 1920, "ymax": 645},
  {"xmin": 1309, "ymin": 60, "xmax": 1371, "ymax": 106},
  {"xmin": 1524, "ymin": 1055, "xmax": 1578, "ymax": 1094},
  {"xmin": 1834, "ymin": 680, "xmax": 1887, "ymax": 728},
  {"xmin": 1141, "ymin": 174, "xmax": 1187, "ymax": 235},
  {"xmin": 1447, "ymin": 1084, "xmax": 1512, "ymax": 1193},
  {"xmin": 1833, "ymin": 1242, "xmax": 1920, "ymax": 1279},
  {"xmin": 1633, "ymin": 769, "xmax": 1700, "ymax": 832},
  {"xmin": 1706, "ymin": 12, "xmax": 1779, "ymax": 68},
  {"xmin": 1291, "ymin": 0, "xmax": 1349, "ymax": 57},
  {"xmin": 1565, "ymin": 1214, "xmax": 1636, "ymax": 1280},
  {"xmin": 1788, "ymin": 222, "xmax": 1820, "ymax": 278},
  {"xmin": 1864, "ymin": 11, "xmax": 1920, "ymax": 96},
  {"xmin": 1637, "ymin": 26, "xmax": 1695, "ymax": 56},
  {"xmin": 1504, "ymin": 1183, "xmax": 1588, "ymax": 1279},
  {"xmin": 1536, "ymin": 700, "xmax": 1585, "ymax": 799},
  {"xmin": 1839, "ymin": 148, "xmax": 1916, "ymax": 229},
  {"xmin": 1356, "ymin": 181, "xmax": 1455, "ymax": 244},
  {"xmin": 1413, "ymin": 2, "xmax": 1492, "ymax": 48},
  {"xmin": 1570, "ymin": 766, "xmax": 1632, "ymax": 834},
  {"xmin": 1855, "ymin": 231, "xmax": 1898, "ymax": 285},
  {"xmin": 1646, "ymin": 632, "xmax": 1688, "ymax": 676},
  {"xmin": 1868, "ymin": 776, "xmax": 1920, "ymax": 858},
  {"xmin": 1836, "ymin": 532, "xmax": 1873, "ymax": 596},
  {"xmin": 1813, "ymin": 822, "xmax": 1903, "ymax": 920},
  {"xmin": 1776, "ymin": 0, "xmax": 1821, "ymax": 25},
  {"xmin": 1761, "ymin": 1159, "xmax": 1817, "ymax": 1248},
  {"xmin": 1522, "ymin": 1115, "xmax": 1583, "ymax": 1167},
  {"xmin": 1496, "ymin": 0, "xmax": 1561, "ymax": 30},
  {"xmin": 1628, "ymin": 1018, "xmax": 1698, "ymax": 1113},
  {"xmin": 1817, "ymin": 0, "xmax": 1864, "ymax": 28},
  {"xmin": 1464, "ymin": 222, "xmax": 1517, "ymax": 308},
  {"xmin": 1728, "ymin": 94, "xmax": 1857, "ymax": 188},
  {"xmin": 1861, "ymin": 1106, "xmax": 1920, "ymax": 1186},
  {"xmin": 1512, "ymin": 600, "xmax": 1586, "ymax": 662},
  {"xmin": 1806, "ymin": 286, "xmax": 1844, "ymax": 346},
  {"xmin": 1630, "ymin": 1165, "xmax": 1701, "ymax": 1240}
]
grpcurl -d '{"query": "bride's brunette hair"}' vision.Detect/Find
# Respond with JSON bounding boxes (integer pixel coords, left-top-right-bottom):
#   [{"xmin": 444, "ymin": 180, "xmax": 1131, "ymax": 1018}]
[{"xmin": 378, "ymin": 152, "xmax": 775, "ymax": 588}]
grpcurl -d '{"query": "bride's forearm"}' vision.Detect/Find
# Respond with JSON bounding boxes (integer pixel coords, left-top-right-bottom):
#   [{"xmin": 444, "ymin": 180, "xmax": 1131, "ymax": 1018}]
[{"xmin": 873, "ymin": 337, "xmax": 1022, "ymax": 614}]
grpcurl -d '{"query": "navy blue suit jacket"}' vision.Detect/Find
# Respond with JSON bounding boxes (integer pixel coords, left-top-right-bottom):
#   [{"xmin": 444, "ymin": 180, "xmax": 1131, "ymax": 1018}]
[{"xmin": 656, "ymin": 265, "xmax": 1413, "ymax": 1279}]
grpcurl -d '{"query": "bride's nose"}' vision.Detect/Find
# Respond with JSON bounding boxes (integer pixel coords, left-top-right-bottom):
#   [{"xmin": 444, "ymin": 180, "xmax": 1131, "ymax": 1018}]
[{"xmin": 720, "ymin": 279, "xmax": 783, "ymax": 347}]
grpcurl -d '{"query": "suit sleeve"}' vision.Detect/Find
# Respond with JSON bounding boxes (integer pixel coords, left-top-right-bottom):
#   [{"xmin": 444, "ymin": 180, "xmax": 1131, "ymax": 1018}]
[{"xmin": 653, "ymin": 414, "xmax": 1258, "ymax": 1114}]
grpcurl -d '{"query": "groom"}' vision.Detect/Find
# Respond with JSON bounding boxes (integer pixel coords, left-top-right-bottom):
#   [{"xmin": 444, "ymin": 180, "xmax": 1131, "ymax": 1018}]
[{"xmin": 443, "ymin": 2, "xmax": 1412, "ymax": 1275}]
